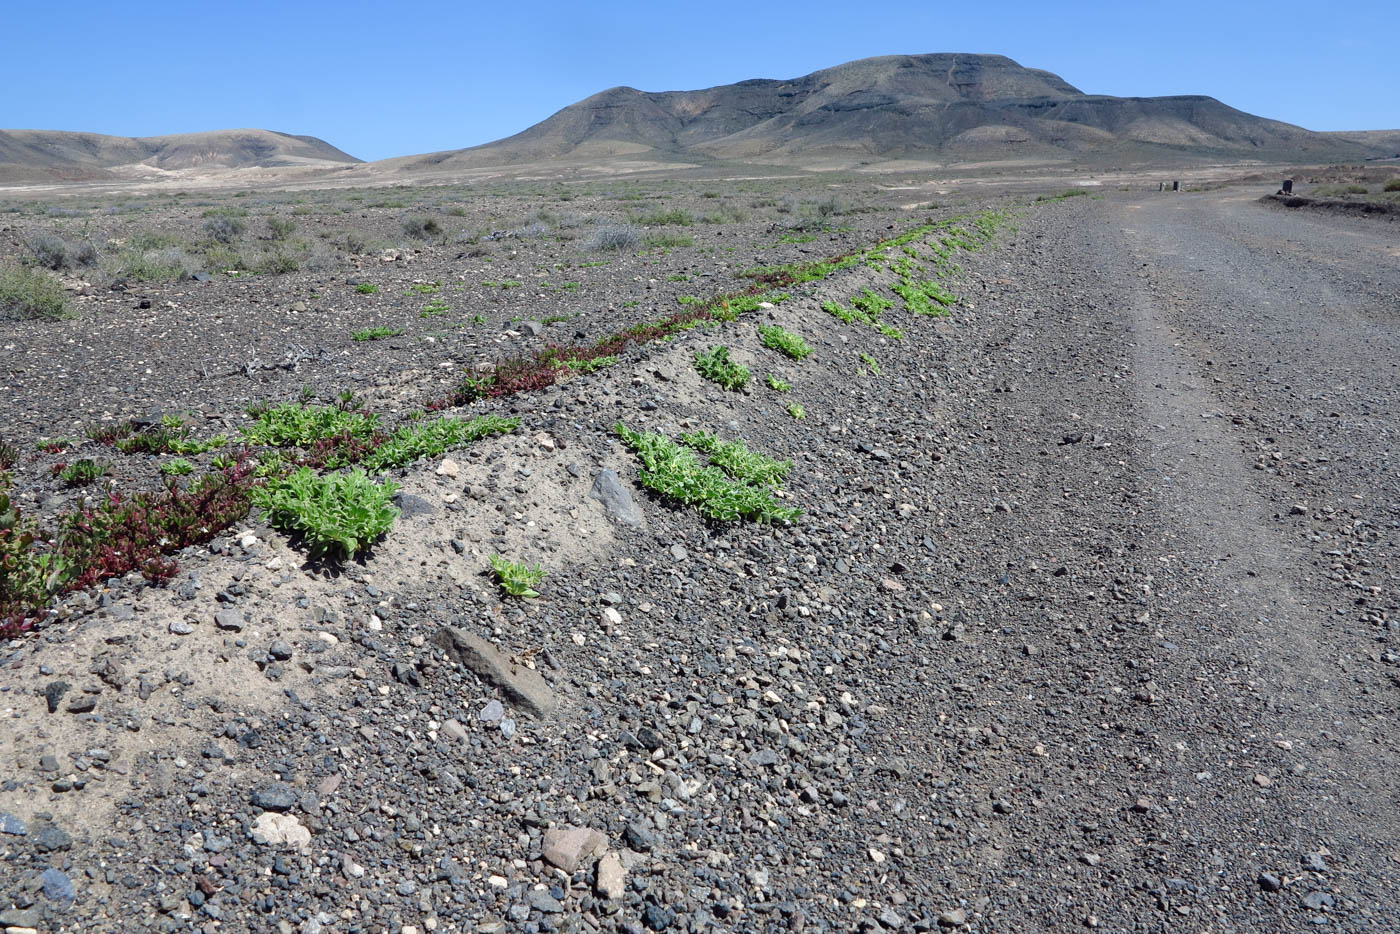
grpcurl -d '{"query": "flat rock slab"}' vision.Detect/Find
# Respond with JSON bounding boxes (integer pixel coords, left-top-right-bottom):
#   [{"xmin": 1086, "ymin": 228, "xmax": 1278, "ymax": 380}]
[
  {"xmin": 590, "ymin": 468, "xmax": 645, "ymax": 528},
  {"xmin": 433, "ymin": 627, "xmax": 558, "ymax": 718},
  {"xmin": 542, "ymin": 825, "xmax": 606, "ymax": 872}
]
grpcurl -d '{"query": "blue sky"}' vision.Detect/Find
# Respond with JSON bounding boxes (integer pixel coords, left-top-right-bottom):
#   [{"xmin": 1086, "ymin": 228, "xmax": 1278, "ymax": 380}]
[{"xmin": 5, "ymin": 0, "xmax": 1395, "ymax": 161}]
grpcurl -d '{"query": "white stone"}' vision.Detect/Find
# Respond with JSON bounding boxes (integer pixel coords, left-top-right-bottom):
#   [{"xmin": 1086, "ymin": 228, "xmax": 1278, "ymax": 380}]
[
  {"xmin": 251, "ymin": 812, "xmax": 311, "ymax": 851},
  {"xmin": 436, "ymin": 458, "xmax": 460, "ymax": 478}
]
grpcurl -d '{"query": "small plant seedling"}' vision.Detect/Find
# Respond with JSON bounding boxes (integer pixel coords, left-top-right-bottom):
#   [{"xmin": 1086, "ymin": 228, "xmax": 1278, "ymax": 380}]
[
  {"xmin": 37, "ymin": 437, "xmax": 77, "ymax": 454},
  {"xmin": 788, "ymin": 403, "xmax": 806, "ymax": 419},
  {"xmin": 694, "ymin": 345, "xmax": 750, "ymax": 391},
  {"xmin": 757, "ymin": 324, "xmax": 813, "ymax": 360},
  {"xmin": 407, "ymin": 280, "xmax": 442, "ymax": 295},
  {"xmin": 355, "ymin": 282, "xmax": 378, "ymax": 294},
  {"xmin": 489, "ymin": 554, "xmax": 545, "ymax": 598},
  {"xmin": 352, "ymin": 326, "xmax": 403, "ymax": 341},
  {"xmin": 766, "ymin": 374, "xmax": 791, "ymax": 393},
  {"xmin": 58, "ymin": 458, "xmax": 109, "ymax": 486},
  {"xmin": 421, "ymin": 301, "xmax": 450, "ymax": 317},
  {"xmin": 860, "ymin": 353, "xmax": 882, "ymax": 376},
  {"xmin": 159, "ymin": 458, "xmax": 195, "ymax": 476}
]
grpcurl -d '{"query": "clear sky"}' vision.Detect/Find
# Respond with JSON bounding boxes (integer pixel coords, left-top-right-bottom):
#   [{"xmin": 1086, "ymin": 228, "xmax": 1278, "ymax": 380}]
[{"xmin": 4, "ymin": 0, "xmax": 1395, "ymax": 162}]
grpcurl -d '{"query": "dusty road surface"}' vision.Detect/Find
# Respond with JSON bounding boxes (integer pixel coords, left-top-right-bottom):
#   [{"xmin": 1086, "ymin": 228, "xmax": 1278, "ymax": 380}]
[
  {"xmin": 2, "ymin": 185, "xmax": 1396, "ymax": 934},
  {"xmin": 925, "ymin": 189, "xmax": 1400, "ymax": 929}
]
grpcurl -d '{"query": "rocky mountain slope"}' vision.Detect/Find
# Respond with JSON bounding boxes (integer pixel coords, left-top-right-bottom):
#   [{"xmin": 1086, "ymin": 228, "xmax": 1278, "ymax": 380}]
[
  {"xmin": 395, "ymin": 52, "xmax": 1387, "ymax": 170},
  {"xmin": 0, "ymin": 129, "xmax": 360, "ymax": 184}
]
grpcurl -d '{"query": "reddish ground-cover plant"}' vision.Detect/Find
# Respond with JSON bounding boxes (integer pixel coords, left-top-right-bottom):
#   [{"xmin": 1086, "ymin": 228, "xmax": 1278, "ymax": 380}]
[
  {"xmin": 59, "ymin": 453, "xmax": 259, "ymax": 591},
  {"xmin": 0, "ymin": 453, "xmax": 260, "ymax": 637}
]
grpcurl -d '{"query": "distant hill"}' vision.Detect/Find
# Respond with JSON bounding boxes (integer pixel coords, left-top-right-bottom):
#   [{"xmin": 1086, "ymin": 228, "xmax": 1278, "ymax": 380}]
[
  {"xmin": 392, "ymin": 53, "xmax": 1390, "ymax": 171},
  {"xmin": 0, "ymin": 129, "xmax": 360, "ymax": 184}
]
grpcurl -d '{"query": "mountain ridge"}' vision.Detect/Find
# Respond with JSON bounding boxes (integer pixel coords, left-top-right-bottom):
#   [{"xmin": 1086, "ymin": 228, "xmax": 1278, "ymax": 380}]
[
  {"xmin": 0, "ymin": 128, "xmax": 361, "ymax": 184},
  {"xmin": 394, "ymin": 52, "xmax": 1389, "ymax": 171}
]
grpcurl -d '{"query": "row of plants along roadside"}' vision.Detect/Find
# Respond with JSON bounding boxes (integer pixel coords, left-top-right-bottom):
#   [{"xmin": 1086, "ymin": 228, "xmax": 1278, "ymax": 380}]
[
  {"xmin": 425, "ymin": 211, "xmax": 1008, "ymax": 407},
  {"xmin": 1, "ymin": 210, "xmax": 1009, "ymax": 638}
]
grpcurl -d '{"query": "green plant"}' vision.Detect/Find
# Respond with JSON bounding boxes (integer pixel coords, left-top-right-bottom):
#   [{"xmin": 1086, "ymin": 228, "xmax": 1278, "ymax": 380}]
[
  {"xmin": 787, "ymin": 403, "xmax": 806, "ymax": 419},
  {"xmin": 489, "ymin": 553, "xmax": 545, "ymax": 598},
  {"xmin": 633, "ymin": 208, "xmax": 694, "ymax": 226},
  {"xmin": 355, "ymin": 282, "xmax": 378, "ymax": 294},
  {"xmin": 564, "ymin": 355, "xmax": 618, "ymax": 374},
  {"xmin": 584, "ymin": 225, "xmax": 640, "ymax": 252},
  {"xmin": 37, "ymin": 437, "xmax": 77, "ymax": 454},
  {"xmin": 243, "ymin": 402, "xmax": 380, "ymax": 447},
  {"xmin": 253, "ymin": 467, "xmax": 400, "ymax": 558},
  {"xmin": 677, "ymin": 295, "xmax": 703, "ymax": 305},
  {"xmin": 159, "ymin": 458, "xmax": 195, "ymax": 476},
  {"xmin": 1035, "ymin": 188, "xmax": 1089, "ymax": 203},
  {"xmin": 766, "ymin": 374, "xmax": 791, "ymax": 393},
  {"xmin": 860, "ymin": 352, "xmax": 882, "ymax": 376},
  {"xmin": 421, "ymin": 301, "xmax": 450, "ymax": 317},
  {"xmin": 361, "ymin": 415, "xmax": 519, "ymax": 472},
  {"xmin": 757, "ymin": 324, "xmax": 813, "ymax": 360},
  {"xmin": 1385, "ymin": 178, "xmax": 1400, "ymax": 193},
  {"xmin": 266, "ymin": 217, "xmax": 296, "ymax": 240},
  {"xmin": 0, "ymin": 264, "xmax": 70, "ymax": 320},
  {"xmin": 643, "ymin": 232, "xmax": 694, "ymax": 249},
  {"xmin": 694, "ymin": 345, "xmax": 750, "ymax": 390},
  {"xmin": 58, "ymin": 458, "xmax": 109, "ymax": 486},
  {"xmin": 614, "ymin": 423, "xmax": 800, "ymax": 523},
  {"xmin": 402, "ymin": 217, "xmax": 442, "ymax": 239},
  {"xmin": 352, "ymin": 326, "xmax": 403, "ymax": 341},
  {"xmin": 408, "ymin": 281, "xmax": 442, "ymax": 294},
  {"xmin": 0, "ymin": 441, "xmax": 16, "ymax": 470},
  {"xmin": 203, "ymin": 215, "xmax": 245, "ymax": 244},
  {"xmin": 678, "ymin": 431, "xmax": 791, "ymax": 486}
]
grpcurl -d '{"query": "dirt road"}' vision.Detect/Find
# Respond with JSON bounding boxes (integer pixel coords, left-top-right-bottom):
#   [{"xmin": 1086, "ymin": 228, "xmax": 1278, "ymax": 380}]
[{"xmin": 926, "ymin": 189, "xmax": 1399, "ymax": 928}]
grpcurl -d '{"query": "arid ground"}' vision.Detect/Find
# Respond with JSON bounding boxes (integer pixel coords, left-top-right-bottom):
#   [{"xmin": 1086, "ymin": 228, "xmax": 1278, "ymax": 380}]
[{"xmin": 0, "ymin": 165, "xmax": 1397, "ymax": 933}]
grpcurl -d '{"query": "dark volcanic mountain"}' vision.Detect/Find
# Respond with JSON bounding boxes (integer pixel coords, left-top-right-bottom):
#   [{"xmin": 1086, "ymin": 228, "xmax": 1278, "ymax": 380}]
[
  {"xmin": 0, "ymin": 129, "xmax": 361, "ymax": 184},
  {"xmin": 401, "ymin": 53, "xmax": 1385, "ymax": 170}
]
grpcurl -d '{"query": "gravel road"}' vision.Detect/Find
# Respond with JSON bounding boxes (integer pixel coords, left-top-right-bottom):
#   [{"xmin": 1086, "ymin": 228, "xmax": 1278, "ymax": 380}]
[{"xmin": 2, "ymin": 187, "xmax": 1395, "ymax": 933}]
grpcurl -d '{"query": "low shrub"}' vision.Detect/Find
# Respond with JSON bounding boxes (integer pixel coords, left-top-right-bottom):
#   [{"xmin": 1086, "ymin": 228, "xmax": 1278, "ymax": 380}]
[
  {"xmin": 1385, "ymin": 178, "xmax": 1400, "ymax": 193},
  {"xmin": 204, "ymin": 215, "xmax": 246, "ymax": 244},
  {"xmin": 402, "ymin": 217, "xmax": 442, "ymax": 239},
  {"xmin": 584, "ymin": 225, "xmax": 640, "ymax": 252},
  {"xmin": 26, "ymin": 233, "xmax": 98, "ymax": 270},
  {"xmin": 267, "ymin": 217, "xmax": 296, "ymax": 240},
  {"xmin": 0, "ymin": 264, "xmax": 70, "ymax": 320},
  {"xmin": 757, "ymin": 323, "xmax": 813, "ymax": 360}
]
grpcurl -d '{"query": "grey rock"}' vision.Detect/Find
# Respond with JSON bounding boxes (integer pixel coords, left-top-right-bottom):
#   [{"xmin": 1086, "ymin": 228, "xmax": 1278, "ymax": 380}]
[
  {"xmin": 1258, "ymin": 872, "xmax": 1283, "ymax": 892},
  {"xmin": 589, "ymin": 469, "xmax": 645, "ymax": 528},
  {"xmin": 670, "ymin": 543, "xmax": 688, "ymax": 561},
  {"xmin": 433, "ymin": 626, "xmax": 558, "ymax": 718},
  {"xmin": 44, "ymin": 680, "xmax": 70, "ymax": 713},
  {"xmin": 268, "ymin": 640, "xmax": 294, "ymax": 661},
  {"xmin": 937, "ymin": 907, "xmax": 967, "ymax": 927},
  {"xmin": 1301, "ymin": 892, "xmax": 1335, "ymax": 910},
  {"xmin": 33, "ymin": 823, "xmax": 73, "ymax": 852},
  {"xmin": 41, "ymin": 867, "xmax": 76, "ymax": 903},
  {"xmin": 0, "ymin": 812, "xmax": 28, "ymax": 835},
  {"xmin": 643, "ymin": 904, "xmax": 674, "ymax": 930},
  {"xmin": 394, "ymin": 492, "xmax": 436, "ymax": 519},
  {"xmin": 1303, "ymin": 852, "xmax": 1328, "ymax": 873},
  {"xmin": 67, "ymin": 694, "xmax": 97, "ymax": 713},
  {"xmin": 526, "ymin": 887, "xmax": 563, "ymax": 913},
  {"xmin": 441, "ymin": 719, "xmax": 468, "ymax": 743},
  {"xmin": 214, "ymin": 609, "xmax": 244, "ymax": 632},
  {"xmin": 479, "ymin": 699, "xmax": 505, "ymax": 723},
  {"xmin": 251, "ymin": 782, "xmax": 298, "ymax": 812},
  {"xmin": 169, "ymin": 620, "xmax": 194, "ymax": 635},
  {"xmin": 0, "ymin": 908, "xmax": 41, "ymax": 928},
  {"xmin": 500, "ymin": 717, "xmax": 516, "ymax": 739},
  {"xmin": 624, "ymin": 820, "xmax": 656, "ymax": 852}
]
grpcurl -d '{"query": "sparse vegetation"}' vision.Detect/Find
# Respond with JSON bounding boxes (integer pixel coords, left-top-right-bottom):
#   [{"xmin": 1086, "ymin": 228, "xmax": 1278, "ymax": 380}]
[
  {"xmin": 402, "ymin": 216, "xmax": 443, "ymax": 239},
  {"xmin": 788, "ymin": 402, "xmax": 806, "ymax": 419},
  {"xmin": 159, "ymin": 458, "xmax": 195, "ymax": 477},
  {"xmin": 694, "ymin": 345, "xmax": 750, "ymax": 390},
  {"xmin": 1386, "ymin": 179, "xmax": 1400, "ymax": 193},
  {"xmin": 355, "ymin": 282, "xmax": 378, "ymax": 294},
  {"xmin": 489, "ymin": 554, "xmax": 546, "ymax": 598},
  {"xmin": 584, "ymin": 225, "xmax": 640, "ymax": 252},
  {"xmin": 614, "ymin": 423, "xmax": 800, "ymax": 523},
  {"xmin": 757, "ymin": 323, "xmax": 813, "ymax": 360},
  {"xmin": 352, "ymin": 326, "xmax": 402, "ymax": 341},
  {"xmin": 57, "ymin": 458, "xmax": 109, "ymax": 486},
  {"xmin": 860, "ymin": 352, "xmax": 882, "ymax": 376},
  {"xmin": 766, "ymin": 374, "xmax": 792, "ymax": 393},
  {"xmin": 0, "ymin": 264, "xmax": 70, "ymax": 320}
]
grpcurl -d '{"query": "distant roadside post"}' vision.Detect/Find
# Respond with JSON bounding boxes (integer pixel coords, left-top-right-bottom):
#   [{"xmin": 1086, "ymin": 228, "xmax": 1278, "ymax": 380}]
[{"xmin": 1282, "ymin": 179, "xmax": 1293, "ymax": 194}]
